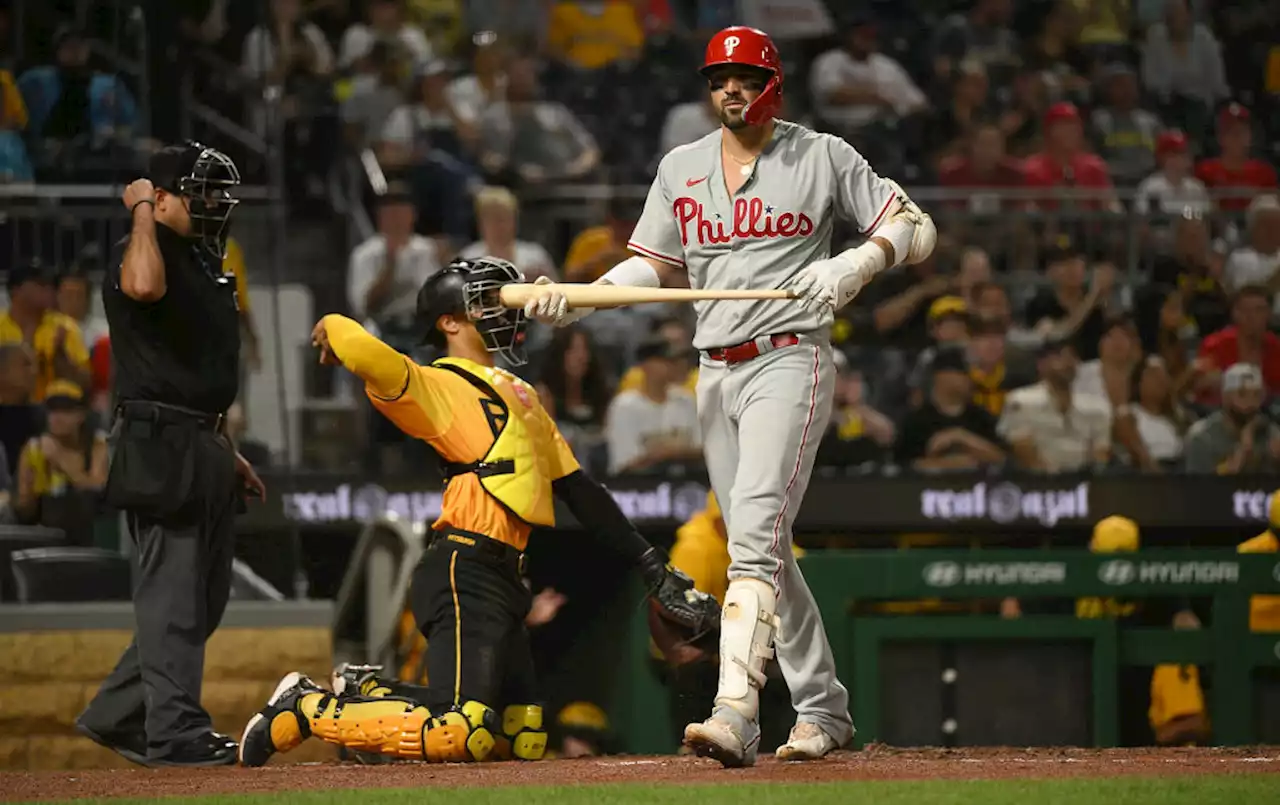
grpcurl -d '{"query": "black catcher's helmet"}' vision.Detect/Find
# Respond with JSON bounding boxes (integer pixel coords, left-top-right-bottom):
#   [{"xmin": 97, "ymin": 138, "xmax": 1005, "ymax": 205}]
[
  {"xmin": 148, "ymin": 141, "xmax": 241, "ymax": 259},
  {"xmin": 416, "ymin": 256, "xmax": 529, "ymax": 365}
]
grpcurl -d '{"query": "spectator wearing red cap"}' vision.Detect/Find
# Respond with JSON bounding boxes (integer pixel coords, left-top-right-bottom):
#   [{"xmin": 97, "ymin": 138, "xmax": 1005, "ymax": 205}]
[
  {"xmin": 1196, "ymin": 104, "xmax": 1278, "ymax": 212},
  {"xmin": 1135, "ymin": 129, "xmax": 1211, "ymax": 255},
  {"xmin": 1023, "ymin": 102, "xmax": 1117, "ymax": 211},
  {"xmin": 1136, "ymin": 130, "xmax": 1211, "ymax": 216}
]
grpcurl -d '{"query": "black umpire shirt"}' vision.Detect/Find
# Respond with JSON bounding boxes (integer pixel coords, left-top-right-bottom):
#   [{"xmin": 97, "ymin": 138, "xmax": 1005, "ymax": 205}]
[{"xmin": 105, "ymin": 224, "xmax": 241, "ymax": 414}]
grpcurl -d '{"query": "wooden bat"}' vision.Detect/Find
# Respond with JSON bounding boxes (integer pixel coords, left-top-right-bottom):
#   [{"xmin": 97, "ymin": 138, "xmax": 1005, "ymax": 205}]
[{"xmin": 498, "ymin": 283, "xmax": 797, "ymax": 310}]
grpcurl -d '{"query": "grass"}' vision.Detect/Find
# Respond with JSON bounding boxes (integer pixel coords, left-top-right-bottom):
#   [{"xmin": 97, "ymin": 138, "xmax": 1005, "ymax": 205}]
[{"xmin": 37, "ymin": 776, "xmax": 1277, "ymax": 805}]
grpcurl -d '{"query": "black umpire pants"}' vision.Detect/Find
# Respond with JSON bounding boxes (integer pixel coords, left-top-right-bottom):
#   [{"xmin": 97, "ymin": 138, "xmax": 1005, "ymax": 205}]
[
  {"xmin": 80, "ymin": 419, "xmax": 239, "ymax": 756},
  {"xmin": 382, "ymin": 529, "xmax": 538, "ymax": 713}
]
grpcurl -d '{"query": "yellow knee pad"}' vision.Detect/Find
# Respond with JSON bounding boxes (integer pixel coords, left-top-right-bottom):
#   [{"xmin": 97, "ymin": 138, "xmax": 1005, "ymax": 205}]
[
  {"xmin": 423, "ymin": 700, "xmax": 498, "ymax": 763},
  {"xmin": 502, "ymin": 704, "xmax": 547, "ymax": 761}
]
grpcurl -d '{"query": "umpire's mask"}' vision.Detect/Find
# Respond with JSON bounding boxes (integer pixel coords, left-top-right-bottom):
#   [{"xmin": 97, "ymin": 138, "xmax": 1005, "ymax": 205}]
[
  {"xmin": 461, "ymin": 257, "xmax": 530, "ymax": 366},
  {"xmin": 151, "ymin": 142, "xmax": 241, "ymax": 259}
]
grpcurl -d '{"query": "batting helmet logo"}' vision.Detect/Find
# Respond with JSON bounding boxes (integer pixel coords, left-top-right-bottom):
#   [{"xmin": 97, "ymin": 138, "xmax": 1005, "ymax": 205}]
[{"xmin": 700, "ymin": 26, "xmax": 783, "ymax": 126}]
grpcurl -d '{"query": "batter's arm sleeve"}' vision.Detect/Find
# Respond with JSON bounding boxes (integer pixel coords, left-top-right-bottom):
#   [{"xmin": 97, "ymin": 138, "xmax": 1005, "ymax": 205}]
[
  {"xmin": 551, "ymin": 470, "xmax": 654, "ymax": 564},
  {"xmin": 627, "ymin": 157, "xmax": 686, "ymax": 267}
]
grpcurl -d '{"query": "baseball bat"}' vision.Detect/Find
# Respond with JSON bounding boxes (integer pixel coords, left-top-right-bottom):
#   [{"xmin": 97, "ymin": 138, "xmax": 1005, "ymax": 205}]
[{"xmin": 498, "ymin": 283, "xmax": 797, "ymax": 310}]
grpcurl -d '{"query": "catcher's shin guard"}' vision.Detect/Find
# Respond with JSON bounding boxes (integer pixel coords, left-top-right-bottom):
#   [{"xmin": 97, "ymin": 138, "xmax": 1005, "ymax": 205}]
[
  {"xmin": 501, "ymin": 704, "xmax": 547, "ymax": 761},
  {"xmin": 714, "ymin": 578, "xmax": 779, "ymax": 721},
  {"xmin": 300, "ymin": 693, "xmax": 435, "ymax": 760}
]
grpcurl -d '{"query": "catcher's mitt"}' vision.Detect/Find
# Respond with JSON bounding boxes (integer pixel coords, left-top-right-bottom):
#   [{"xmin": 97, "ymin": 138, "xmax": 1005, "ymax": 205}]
[
  {"xmin": 639, "ymin": 547, "xmax": 720, "ymax": 666},
  {"xmin": 647, "ymin": 598, "xmax": 717, "ymax": 666}
]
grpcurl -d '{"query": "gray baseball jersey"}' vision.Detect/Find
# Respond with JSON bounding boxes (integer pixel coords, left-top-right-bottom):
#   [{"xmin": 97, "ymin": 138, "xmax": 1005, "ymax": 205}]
[{"xmin": 628, "ymin": 120, "xmax": 898, "ymax": 350}]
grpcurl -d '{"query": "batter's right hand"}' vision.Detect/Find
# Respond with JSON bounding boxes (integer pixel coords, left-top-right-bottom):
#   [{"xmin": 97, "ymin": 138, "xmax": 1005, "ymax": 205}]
[{"xmin": 522, "ymin": 276, "xmax": 593, "ymax": 327}]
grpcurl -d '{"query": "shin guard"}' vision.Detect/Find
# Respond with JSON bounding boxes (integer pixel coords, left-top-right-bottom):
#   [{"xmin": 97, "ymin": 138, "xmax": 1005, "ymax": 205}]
[{"xmin": 715, "ymin": 579, "xmax": 779, "ymax": 721}]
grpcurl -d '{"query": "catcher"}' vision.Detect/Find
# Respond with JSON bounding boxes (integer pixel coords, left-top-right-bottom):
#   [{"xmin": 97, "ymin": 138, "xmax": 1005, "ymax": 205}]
[{"xmin": 238, "ymin": 257, "xmax": 718, "ymax": 766}]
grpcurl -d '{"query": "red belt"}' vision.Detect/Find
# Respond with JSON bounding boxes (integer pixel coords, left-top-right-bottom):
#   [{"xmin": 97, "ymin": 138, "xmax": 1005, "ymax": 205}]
[{"xmin": 704, "ymin": 333, "xmax": 800, "ymax": 365}]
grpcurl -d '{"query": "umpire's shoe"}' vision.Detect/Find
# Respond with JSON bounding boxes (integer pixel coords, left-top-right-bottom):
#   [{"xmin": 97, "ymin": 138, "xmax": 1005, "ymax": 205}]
[
  {"xmin": 75, "ymin": 720, "xmax": 149, "ymax": 767},
  {"xmin": 149, "ymin": 732, "xmax": 239, "ymax": 767},
  {"xmin": 683, "ymin": 706, "xmax": 761, "ymax": 768},
  {"xmin": 239, "ymin": 672, "xmax": 322, "ymax": 767}
]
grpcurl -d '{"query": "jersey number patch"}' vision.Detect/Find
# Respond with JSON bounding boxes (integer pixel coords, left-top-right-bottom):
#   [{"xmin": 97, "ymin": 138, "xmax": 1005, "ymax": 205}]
[{"xmin": 481, "ymin": 398, "xmax": 507, "ymax": 439}]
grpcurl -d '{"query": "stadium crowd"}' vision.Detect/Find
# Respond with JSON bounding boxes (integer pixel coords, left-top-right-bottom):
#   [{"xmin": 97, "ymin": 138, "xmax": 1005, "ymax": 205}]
[{"xmin": 1, "ymin": 0, "xmax": 1279, "ymax": 513}]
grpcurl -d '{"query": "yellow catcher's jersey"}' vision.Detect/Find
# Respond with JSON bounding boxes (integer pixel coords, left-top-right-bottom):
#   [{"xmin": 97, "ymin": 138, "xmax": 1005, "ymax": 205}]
[{"xmin": 323, "ymin": 315, "xmax": 579, "ymax": 551}]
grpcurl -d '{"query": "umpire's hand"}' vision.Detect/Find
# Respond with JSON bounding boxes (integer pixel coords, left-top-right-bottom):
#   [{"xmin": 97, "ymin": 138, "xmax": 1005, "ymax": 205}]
[
  {"xmin": 235, "ymin": 452, "xmax": 266, "ymax": 501},
  {"xmin": 122, "ymin": 178, "xmax": 156, "ymax": 211}
]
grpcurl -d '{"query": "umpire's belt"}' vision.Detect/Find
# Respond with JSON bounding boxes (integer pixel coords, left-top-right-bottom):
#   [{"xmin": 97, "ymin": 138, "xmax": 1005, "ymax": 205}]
[
  {"xmin": 116, "ymin": 400, "xmax": 226, "ymax": 432},
  {"xmin": 704, "ymin": 333, "xmax": 800, "ymax": 365},
  {"xmin": 429, "ymin": 527, "xmax": 526, "ymax": 577}
]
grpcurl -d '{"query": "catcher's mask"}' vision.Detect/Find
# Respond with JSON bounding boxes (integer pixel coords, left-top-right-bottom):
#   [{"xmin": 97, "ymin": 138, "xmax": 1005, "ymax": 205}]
[
  {"xmin": 417, "ymin": 256, "xmax": 529, "ymax": 365},
  {"xmin": 149, "ymin": 141, "xmax": 241, "ymax": 258}
]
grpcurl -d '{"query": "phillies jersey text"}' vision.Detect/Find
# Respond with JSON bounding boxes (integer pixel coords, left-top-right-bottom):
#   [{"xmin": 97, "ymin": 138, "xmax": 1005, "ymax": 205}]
[{"xmin": 627, "ymin": 121, "xmax": 897, "ymax": 350}]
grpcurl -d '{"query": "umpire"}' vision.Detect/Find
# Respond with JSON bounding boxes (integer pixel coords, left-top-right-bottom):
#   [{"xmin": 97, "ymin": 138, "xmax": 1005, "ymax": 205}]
[{"xmin": 76, "ymin": 142, "xmax": 266, "ymax": 767}]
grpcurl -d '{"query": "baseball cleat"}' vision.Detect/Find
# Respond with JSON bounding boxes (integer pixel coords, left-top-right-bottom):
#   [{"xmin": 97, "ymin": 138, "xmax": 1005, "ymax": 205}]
[
  {"xmin": 331, "ymin": 662, "xmax": 383, "ymax": 697},
  {"xmin": 683, "ymin": 706, "xmax": 760, "ymax": 768},
  {"xmin": 239, "ymin": 672, "xmax": 321, "ymax": 767},
  {"xmin": 775, "ymin": 722, "xmax": 839, "ymax": 761}
]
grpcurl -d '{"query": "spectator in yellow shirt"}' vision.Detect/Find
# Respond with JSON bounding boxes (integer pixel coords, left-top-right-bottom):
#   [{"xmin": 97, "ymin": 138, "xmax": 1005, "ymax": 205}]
[
  {"xmin": 223, "ymin": 236, "xmax": 263, "ymax": 373},
  {"xmin": 1, "ymin": 67, "xmax": 27, "ymax": 129},
  {"xmin": 1076, "ymin": 515, "xmax": 1210, "ymax": 746},
  {"xmin": 14, "ymin": 381, "xmax": 107, "ymax": 545},
  {"xmin": 563, "ymin": 198, "xmax": 636, "ymax": 282},
  {"xmin": 547, "ymin": 0, "xmax": 644, "ymax": 71},
  {"xmin": 1238, "ymin": 490, "xmax": 1280, "ymax": 632},
  {"xmin": 618, "ymin": 316, "xmax": 697, "ymax": 395},
  {"xmin": 0, "ymin": 262, "xmax": 90, "ymax": 402}
]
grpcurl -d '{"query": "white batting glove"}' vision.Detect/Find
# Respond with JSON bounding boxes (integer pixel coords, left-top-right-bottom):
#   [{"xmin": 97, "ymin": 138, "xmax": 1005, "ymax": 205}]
[
  {"xmin": 522, "ymin": 276, "xmax": 594, "ymax": 327},
  {"xmin": 790, "ymin": 246, "xmax": 883, "ymax": 313}
]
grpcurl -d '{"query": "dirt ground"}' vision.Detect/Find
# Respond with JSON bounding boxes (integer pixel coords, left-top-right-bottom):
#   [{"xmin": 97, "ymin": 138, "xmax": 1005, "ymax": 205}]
[{"xmin": 4, "ymin": 746, "xmax": 1278, "ymax": 802}]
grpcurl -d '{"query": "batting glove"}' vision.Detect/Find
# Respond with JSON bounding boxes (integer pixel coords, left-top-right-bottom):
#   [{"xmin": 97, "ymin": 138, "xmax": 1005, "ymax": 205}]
[
  {"xmin": 522, "ymin": 276, "xmax": 594, "ymax": 327},
  {"xmin": 790, "ymin": 245, "xmax": 883, "ymax": 313}
]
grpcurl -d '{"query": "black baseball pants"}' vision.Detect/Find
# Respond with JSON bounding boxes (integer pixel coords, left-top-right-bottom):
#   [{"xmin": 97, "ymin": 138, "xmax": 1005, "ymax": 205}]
[
  {"xmin": 79, "ymin": 429, "xmax": 239, "ymax": 758},
  {"xmin": 382, "ymin": 530, "xmax": 537, "ymax": 712}
]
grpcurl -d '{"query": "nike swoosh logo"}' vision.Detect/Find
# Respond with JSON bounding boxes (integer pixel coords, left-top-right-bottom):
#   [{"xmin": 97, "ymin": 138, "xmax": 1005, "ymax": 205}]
[{"xmin": 686, "ymin": 176, "xmax": 707, "ymax": 187}]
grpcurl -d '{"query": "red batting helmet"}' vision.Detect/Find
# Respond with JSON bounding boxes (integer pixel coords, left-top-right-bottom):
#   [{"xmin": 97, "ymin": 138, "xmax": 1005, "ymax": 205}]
[{"xmin": 699, "ymin": 26, "xmax": 783, "ymax": 126}]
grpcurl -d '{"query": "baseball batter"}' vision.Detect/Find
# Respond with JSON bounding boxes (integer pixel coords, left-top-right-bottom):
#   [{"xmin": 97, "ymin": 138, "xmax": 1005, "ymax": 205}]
[{"xmin": 527, "ymin": 26, "xmax": 936, "ymax": 766}]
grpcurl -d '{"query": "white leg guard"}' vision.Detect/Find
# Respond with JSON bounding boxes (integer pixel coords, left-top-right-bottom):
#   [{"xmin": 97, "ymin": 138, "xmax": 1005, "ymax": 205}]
[{"xmin": 714, "ymin": 578, "xmax": 779, "ymax": 721}]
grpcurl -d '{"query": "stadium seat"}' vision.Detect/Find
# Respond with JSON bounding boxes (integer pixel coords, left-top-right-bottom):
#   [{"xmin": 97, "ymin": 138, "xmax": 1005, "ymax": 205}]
[
  {"xmin": 0, "ymin": 526, "xmax": 67, "ymax": 602},
  {"xmin": 10, "ymin": 546, "xmax": 132, "ymax": 604}
]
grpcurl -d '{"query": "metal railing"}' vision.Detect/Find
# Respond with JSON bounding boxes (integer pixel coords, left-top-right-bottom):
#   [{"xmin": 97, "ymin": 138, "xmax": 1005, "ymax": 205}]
[{"xmin": 329, "ymin": 516, "xmax": 428, "ymax": 668}]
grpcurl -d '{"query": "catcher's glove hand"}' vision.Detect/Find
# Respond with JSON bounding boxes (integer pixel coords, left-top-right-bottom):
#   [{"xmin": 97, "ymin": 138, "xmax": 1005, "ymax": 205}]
[{"xmin": 638, "ymin": 547, "xmax": 720, "ymax": 664}]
